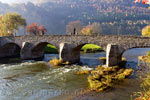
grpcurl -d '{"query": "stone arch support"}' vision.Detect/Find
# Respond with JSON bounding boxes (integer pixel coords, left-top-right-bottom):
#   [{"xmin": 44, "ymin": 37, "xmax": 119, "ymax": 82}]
[
  {"xmin": 59, "ymin": 42, "xmax": 80, "ymax": 64},
  {"xmin": 20, "ymin": 42, "xmax": 34, "ymax": 60},
  {"xmin": 106, "ymin": 44, "xmax": 124, "ymax": 67}
]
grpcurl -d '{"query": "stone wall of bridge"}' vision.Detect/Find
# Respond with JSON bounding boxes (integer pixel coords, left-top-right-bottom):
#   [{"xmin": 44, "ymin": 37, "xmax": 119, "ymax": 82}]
[{"xmin": 0, "ymin": 35, "xmax": 150, "ymax": 66}]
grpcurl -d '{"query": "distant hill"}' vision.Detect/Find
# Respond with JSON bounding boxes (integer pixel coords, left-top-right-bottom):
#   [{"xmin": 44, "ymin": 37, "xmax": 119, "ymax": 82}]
[{"xmin": 0, "ymin": 0, "xmax": 150, "ymax": 35}]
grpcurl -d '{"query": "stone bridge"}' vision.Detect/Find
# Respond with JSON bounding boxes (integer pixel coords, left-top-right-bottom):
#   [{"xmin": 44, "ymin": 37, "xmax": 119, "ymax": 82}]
[{"xmin": 0, "ymin": 35, "xmax": 150, "ymax": 66}]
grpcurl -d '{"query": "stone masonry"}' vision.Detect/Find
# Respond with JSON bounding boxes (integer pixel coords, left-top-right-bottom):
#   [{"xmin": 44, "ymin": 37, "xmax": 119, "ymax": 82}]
[{"xmin": 0, "ymin": 35, "xmax": 150, "ymax": 66}]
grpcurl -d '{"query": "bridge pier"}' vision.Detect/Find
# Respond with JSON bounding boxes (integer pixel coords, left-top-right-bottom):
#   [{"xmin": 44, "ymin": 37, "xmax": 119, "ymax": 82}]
[
  {"xmin": 106, "ymin": 44, "xmax": 122, "ymax": 67},
  {"xmin": 59, "ymin": 43, "xmax": 80, "ymax": 64},
  {"xmin": 21, "ymin": 42, "xmax": 34, "ymax": 60},
  {"xmin": 21, "ymin": 42, "xmax": 45, "ymax": 60}
]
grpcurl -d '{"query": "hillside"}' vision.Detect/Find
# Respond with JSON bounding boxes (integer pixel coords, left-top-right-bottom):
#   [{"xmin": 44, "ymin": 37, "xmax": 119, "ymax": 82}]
[{"xmin": 0, "ymin": 0, "xmax": 150, "ymax": 35}]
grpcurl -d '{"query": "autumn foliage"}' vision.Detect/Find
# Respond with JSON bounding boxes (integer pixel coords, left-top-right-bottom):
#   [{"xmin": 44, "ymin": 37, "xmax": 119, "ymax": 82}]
[
  {"xmin": 81, "ymin": 27, "xmax": 93, "ymax": 35},
  {"xmin": 26, "ymin": 23, "xmax": 47, "ymax": 35},
  {"xmin": 142, "ymin": 25, "xmax": 150, "ymax": 37},
  {"xmin": 81, "ymin": 22, "xmax": 102, "ymax": 35},
  {"xmin": 0, "ymin": 13, "xmax": 26, "ymax": 36}
]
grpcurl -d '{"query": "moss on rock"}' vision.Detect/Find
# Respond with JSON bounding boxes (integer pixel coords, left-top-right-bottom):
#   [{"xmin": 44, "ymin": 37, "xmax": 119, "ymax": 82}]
[
  {"xmin": 88, "ymin": 65, "xmax": 133, "ymax": 92},
  {"xmin": 49, "ymin": 58, "xmax": 70, "ymax": 67}
]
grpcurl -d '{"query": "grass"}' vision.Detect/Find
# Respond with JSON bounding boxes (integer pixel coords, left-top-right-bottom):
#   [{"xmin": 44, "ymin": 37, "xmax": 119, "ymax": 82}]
[
  {"xmin": 44, "ymin": 44, "xmax": 58, "ymax": 54},
  {"xmin": 44, "ymin": 44, "xmax": 103, "ymax": 54},
  {"xmin": 81, "ymin": 44, "xmax": 103, "ymax": 53}
]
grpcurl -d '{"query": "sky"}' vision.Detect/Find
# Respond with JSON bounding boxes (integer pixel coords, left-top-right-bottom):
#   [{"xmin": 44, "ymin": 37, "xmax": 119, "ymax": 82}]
[{"xmin": 0, "ymin": 0, "xmax": 32, "ymax": 4}]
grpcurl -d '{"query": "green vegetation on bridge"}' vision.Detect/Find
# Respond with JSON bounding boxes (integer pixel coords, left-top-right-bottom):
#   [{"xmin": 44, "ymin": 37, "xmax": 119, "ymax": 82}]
[
  {"xmin": 44, "ymin": 44, "xmax": 58, "ymax": 54},
  {"xmin": 81, "ymin": 44, "xmax": 103, "ymax": 53},
  {"xmin": 44, "ymin": 44, "xmax": 102, "ymax": 54}
]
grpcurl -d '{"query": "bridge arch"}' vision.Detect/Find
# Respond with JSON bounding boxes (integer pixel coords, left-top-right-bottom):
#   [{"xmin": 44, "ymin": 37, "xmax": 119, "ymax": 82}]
[
  {"xmin": 31, "ymin": 42, "xmax": 58, "ymax": 59},
  {"xmin": 32, "ymin": 42, "xmax": 58, "ymax": 52},
  {"xmin": 120, "ymin": 44, "xmax": 150, "ymax": 58},
  {"xmin": 59, "ymin": 42, "xmax": 106, "ymax": 64},
  {"xmin": 108, "ymin": 44, "xmax": 150, "ymax": 66},
  {"xmin": 73, "ymin": 43, "xmax": 106, "ymax": 52},
  {"xmin": 0, "ymin": 42, "xmax": 21, "ymax": 58}
]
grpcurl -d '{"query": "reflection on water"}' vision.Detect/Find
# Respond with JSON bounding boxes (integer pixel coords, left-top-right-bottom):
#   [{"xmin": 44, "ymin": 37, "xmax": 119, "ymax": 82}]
[
  {"xmin": 0, "ymin": 48, "xmax": 150, "ymax": 100},
  {"xmin": 123, "ymin": 48, "xmax": 150, "ymax": 62},
  {"xmin": 80, "ymin": 52, "xmax": 105, "ymax": 67}
]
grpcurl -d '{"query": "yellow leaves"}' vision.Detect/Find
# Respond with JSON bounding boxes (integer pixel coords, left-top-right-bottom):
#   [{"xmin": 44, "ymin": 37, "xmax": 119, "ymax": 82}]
[
  {"xmin": 76, "ymin": 70, "xmax": 90, "ymax": 75},
  {"xmin": 138, "ymin": 55, "xmax": 150, "ymax": 63},
  {"xmin": 142, "ymin": 75, "xmax": 150, "ymax": 88},
  {"xmin": 138, "ymin": 51, "xmax": 150, "ymax": 63},
  {"xmin": 88, "ymin": 65, "xmax": 133, "ymax": 92},
  {"xmin": 80, "ymin": 22, "xmax": 101, "ymax": 35},
  {"xmin": 81, "ymin": 27, "xmax": 93, "ymax": 35},
  {"xmin": 142, "ymin": 25, "xmax": 150, "ymax": 37},
  {"xmin": 49, "ymin": 58, "xmax": 62, "ymax": 66},
  {"xmin": 133, "ymin": 74, "xmax": 150, "ymax": 100},
  {"xmin": 0, "ymin": 12, "xmax": 26, "ymax": 36},
  {"xmin": 65, "ymin": 61, "xmax": 70, "ymax": 65},
  {"xmin": 49, "ymin": 58, "xmax": 70, "ymax": 67}
]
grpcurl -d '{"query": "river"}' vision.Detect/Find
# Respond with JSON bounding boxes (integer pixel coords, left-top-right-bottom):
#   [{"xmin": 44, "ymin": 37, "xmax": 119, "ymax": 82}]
[{"xmin": 0, "ymin": 48, "xmax": 150, "ymax": 100}]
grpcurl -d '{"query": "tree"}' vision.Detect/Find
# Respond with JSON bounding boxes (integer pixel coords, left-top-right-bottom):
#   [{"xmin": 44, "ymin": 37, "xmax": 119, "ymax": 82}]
[
  {"xmin": 0, "ymin": 13, "xmax": 26, "ymax": 36},
  {"xmin": 66, "ymin": 20, "xmax": 82, "ymax": 34},
  {"xmin": 90, "ymin": 22, "xmax": 102, "ymax": 34},
  {"xmin": 38, "ymin": 25, "xmax": 47, "ymax": 35},
  {"xmin": 26, "ymin": 23, "xmax": 47, "ymax": 35},
  {"xmin": 142, "ymin": 25, "xmax": 150, "ymax": 37},
  {"xmin": 81, "ymin": 27, "xmax": 93, "ymax": 35},
  {"xmin": 26, "ymin": 23, "xmax": 39, "ymax": 35},
  {"xmin": 80, "ymin": 22, "xmax": 102, "ymax": 35}
]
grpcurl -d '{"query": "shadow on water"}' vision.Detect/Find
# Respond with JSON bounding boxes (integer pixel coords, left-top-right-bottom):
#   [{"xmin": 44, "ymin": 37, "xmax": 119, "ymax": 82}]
[{"xmin": 0, "ymin": 57, "xmax": 22, "ymax": 64}]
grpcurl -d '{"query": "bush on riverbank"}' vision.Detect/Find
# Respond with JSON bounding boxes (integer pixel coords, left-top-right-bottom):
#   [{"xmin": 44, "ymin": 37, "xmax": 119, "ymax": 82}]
[
  {"xmin": 49, "ymin": 58, "xmax": 62, "ymax": 66},
  {"xmin": 49, "ymin": 58, "xmax": 70, "ymax": 66},
  {"xmin": 138, "ymin": 51, "xmax": 150, "ymax": 63},
  {"xmin": 44, "ymin": 44, "xmax": 58, "ymax": 54},
  {"xmin": 88, "ymin": 65, "xmax": 133, "ymax": 92},
  {"xmin": 133, "ymin": 74, "xmax": 150, "ymax": 100},
  {"xmin": 81, "ymin": 44, "xmax": 103, "ymax": 53},
  {"xmin": 133, "ymin": 51, "xmax": 150, "ymax": 100},
  {"xmin": 75, "ymin": 56, "xmax": 131, "ymax": 92}
]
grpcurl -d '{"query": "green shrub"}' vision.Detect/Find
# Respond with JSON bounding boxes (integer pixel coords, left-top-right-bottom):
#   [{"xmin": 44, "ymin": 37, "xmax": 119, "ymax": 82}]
[
  {"xmin": 147, "ymin": 51, "xmax": 150, "ymax": 56},
  {"xmin": 133, "ymin": 74, "xmax": 150, "ymax": 100},
  {"xmin": 44, "ymin": 44, "xmax": 58, "ymax": 54}
]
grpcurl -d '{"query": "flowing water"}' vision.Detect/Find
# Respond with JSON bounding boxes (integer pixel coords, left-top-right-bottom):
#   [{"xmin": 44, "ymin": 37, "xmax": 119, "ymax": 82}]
[{"xmin": 0, "ymin": 48, "xmax": 150, "ymax": 100}]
